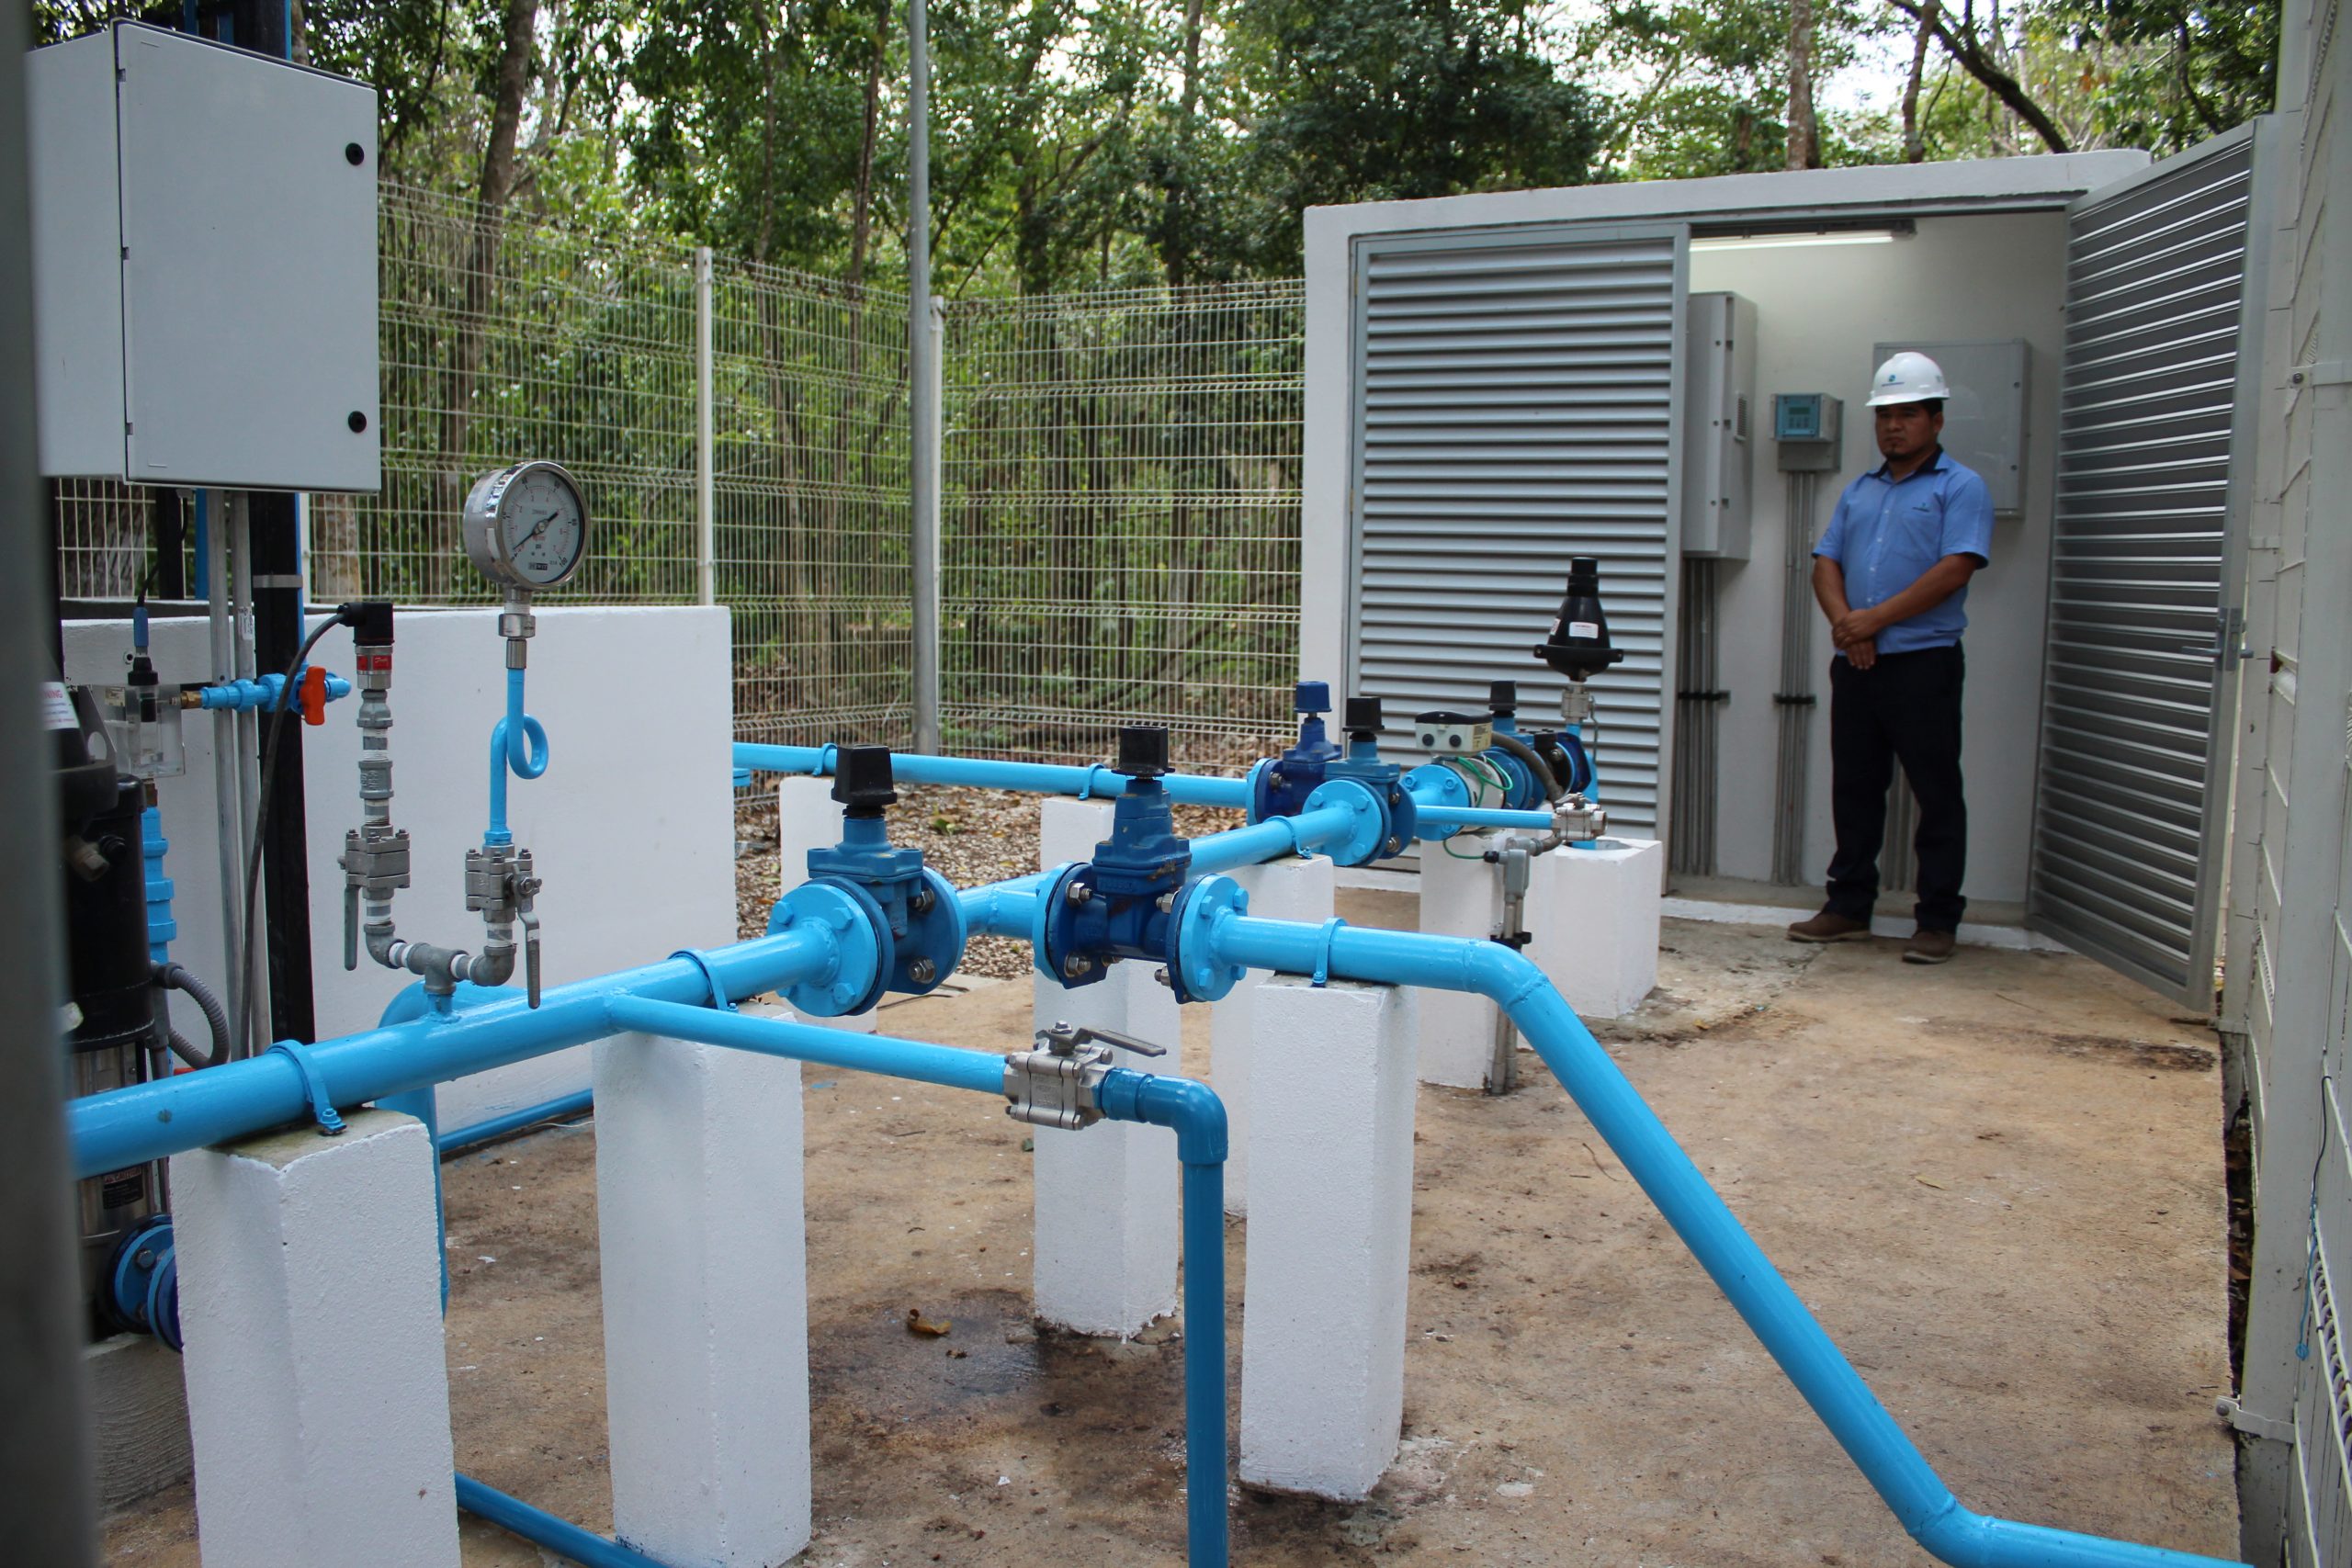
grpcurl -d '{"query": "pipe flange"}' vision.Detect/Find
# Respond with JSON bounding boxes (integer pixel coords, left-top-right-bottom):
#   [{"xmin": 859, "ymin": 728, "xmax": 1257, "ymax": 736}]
[
  {"xmin": 1301, "ymin": 777, "xmax": 1391, "ymax": 866},
  {"xmin": 1169, "ymin": 874, "xmax": 1250, "ymax": 1003},
  {"xmin": 890, "ymin": 865, "xmax": 967, "ymax": 998},
  {"xmin": 1029, "ymin": 863, "xmax": 1092, "ymax": 986},
  {"xmin": 1240, "ymin": 758, "xmax": 1275, "ymax": 825},
  {"xmin": 768, "ymin": 879, "xmax": 893, "ymax": 1018}
]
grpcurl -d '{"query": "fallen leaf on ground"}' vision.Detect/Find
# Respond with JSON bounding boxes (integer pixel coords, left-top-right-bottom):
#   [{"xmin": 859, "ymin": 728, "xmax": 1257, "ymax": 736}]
[{"xmin": 906, "ymin": 1309, "xmax": 952, "ymax": 1337}]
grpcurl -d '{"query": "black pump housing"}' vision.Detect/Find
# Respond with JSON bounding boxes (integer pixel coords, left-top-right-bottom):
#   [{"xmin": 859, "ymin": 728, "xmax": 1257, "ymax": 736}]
[{"xmin": 1532, "ymin": 557, "xmax": 1626, "ymax": 682}]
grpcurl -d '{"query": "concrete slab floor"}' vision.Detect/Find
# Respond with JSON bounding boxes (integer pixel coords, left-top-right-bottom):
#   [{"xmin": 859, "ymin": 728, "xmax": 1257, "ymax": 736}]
[{"xmin": 102, "ymin": 903, "xmax": 2237, "ymax": 1566}]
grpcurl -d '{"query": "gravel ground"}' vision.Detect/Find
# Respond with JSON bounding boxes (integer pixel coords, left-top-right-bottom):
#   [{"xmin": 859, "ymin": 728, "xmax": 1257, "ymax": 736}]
[{"xmin": 735, "ymin": 784, "xmax": 1247, "ymax": 979}]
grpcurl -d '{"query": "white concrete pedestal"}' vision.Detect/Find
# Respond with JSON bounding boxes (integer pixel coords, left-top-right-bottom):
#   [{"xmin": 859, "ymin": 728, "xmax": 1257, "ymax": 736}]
[
  {"xmin": 1524, "ymin": 837, "xmax": 1663, "ymax": 1019},
  {"xmin": 1239, "ymin": 978, "xmax": 1419, "ymax": 1500},
  {"xmin": 1208, "ymin": 853, "xmax": 1336, "ymax": 1213},
  {"xmin": 594, "ymin": 1029, "xmax": 812, "ymax": 1566},
  {"xmin": 1415, "ymin": 846, "xmax": 1501, "ymax": 1088},
  {"xmin": 775, "ymin": 774, "xmax": 876, "ymax": 1033},
  {"xmin": 171, "ymin": 1108, "xmax": 459, "ymax": 1568},
  {"xmin": 1030, "ymin": 797, "xmax": 1181, "ymax": 1336}
]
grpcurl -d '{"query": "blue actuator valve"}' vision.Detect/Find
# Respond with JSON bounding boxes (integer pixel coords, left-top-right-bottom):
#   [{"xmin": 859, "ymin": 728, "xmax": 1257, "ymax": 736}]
[
  {"xmin": 791, "ymin": 745, "xmax": 966, "ymax": 1010},
  {"xmin": 1035, "ymin": 726, "xmax": 1193, "ymax": 988}
]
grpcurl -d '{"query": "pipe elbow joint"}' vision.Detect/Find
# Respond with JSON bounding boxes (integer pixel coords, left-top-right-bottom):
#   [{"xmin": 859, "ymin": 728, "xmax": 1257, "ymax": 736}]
[
  {"xmin": 468, "ymin": 943, "xmax": 516, "ymax": 987},
  {"xmin": 1097, "ymin": 1068, "xmax": 1228, "ymax": 1165}
]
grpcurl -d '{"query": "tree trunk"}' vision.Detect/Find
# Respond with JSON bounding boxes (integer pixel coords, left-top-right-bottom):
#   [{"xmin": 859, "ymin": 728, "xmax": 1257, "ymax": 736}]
[
  {"xmin": 435, "ymin": 0, "xmax": 536, "ymax": 600},
  {"xmin": 1889, "ymin": 0, "xmax": 2071, "ymax": 152},
  {"xmin": 1159, "ymin": 0, "xmax": 1205, "ymax": 288},
  {"xmin": 1902, "ymin": 0, "xmax": 1939, "ymax": 163},
  {"xmin": 1785, "ymin": 0, "xmax": 1818, "ymax": 170}
]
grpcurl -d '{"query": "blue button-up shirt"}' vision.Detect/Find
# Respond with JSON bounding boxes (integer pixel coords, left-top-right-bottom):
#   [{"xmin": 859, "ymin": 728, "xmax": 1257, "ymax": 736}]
[{"xmin": 1812, "ymin": 448, "xmax": 1995, "ymax": 656}]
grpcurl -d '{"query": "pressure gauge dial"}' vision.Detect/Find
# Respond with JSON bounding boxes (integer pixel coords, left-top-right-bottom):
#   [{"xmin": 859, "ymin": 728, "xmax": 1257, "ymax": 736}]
[{"xmin": 462, "ymin": 461, "xmax": 590, "ymax": 591}]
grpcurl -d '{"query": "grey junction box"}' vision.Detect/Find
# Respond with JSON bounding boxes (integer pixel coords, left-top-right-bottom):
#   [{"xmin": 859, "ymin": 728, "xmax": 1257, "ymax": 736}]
[
  {"xmin": 26, "ymin": 22, "xmax": 380, "ymax": 492},
  {"xmin": 1680, "ymin": 291, "xmax": 1756, "ymax": 558},
  {"xmin": 1870, "ymin": 338, "xmax": 2030, "ymax": 514}
]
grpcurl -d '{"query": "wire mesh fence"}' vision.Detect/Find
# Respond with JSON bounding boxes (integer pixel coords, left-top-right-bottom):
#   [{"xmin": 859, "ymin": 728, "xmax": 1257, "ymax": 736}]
[
  {"xmin": 50, "ymin": 188, "xmax": 1307, "ymax": 776},
  {"xmin": 940, "ymin": 280, "xmax": 1306, "ymax": 768}
]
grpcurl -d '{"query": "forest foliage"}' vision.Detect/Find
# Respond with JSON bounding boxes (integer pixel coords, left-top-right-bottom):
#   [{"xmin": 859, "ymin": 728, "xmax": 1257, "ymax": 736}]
[{"xmin": 37, "ymin": 1, "xmax": 2282, "ymax": 296}]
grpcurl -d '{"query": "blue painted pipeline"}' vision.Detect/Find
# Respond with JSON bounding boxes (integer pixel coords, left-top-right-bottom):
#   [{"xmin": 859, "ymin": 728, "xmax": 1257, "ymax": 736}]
[
  {"xmin": 440, "ymin": 1089, "xmax": 595, "ymax": 1155},
  {"xmin": 734, "ymin": 741, "xmax": 1252, "ymax": 810},
  {"xmin": 598, "ymin": 996, "xmax": 1231, "ymax": 1568},
  {"xmin": 456, "ymin": 1473, "xmax": 673, "ymax": 1568},
  {"xmin": 1194, "ymin": 908, "xmax": 2240, "ymax": 1568},
  {"xmin": 141, "ymin": 807, "xmax": 175, "ymax": 963},
  {"xmin": 958, "ymin": 874, "xmax": 1049, "ymax": 941},
  {"xmin": 487, "ymin": 665, "xmax": 551, "ymax": 848},
  {"xmin": 66, "ymin": 923, "xmax": 840, "ymax": 1179},
  {"xmin": 1401, "ymin": 764, "xmax": 1555, "ymax": 833},
  {"xmin": 191, "ymin": 670, "xmax": 354, "ymax": 712},
  {"xmin": 1184, "ymin": 803, "xmax": 1359, "ymax": 874}
]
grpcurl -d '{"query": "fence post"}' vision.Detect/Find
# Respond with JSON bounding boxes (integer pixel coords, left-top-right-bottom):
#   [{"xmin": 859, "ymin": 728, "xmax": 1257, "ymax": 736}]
[
  {"xmin": 694, "ymin": 245, "xmax": 715, "ymax": 608},
  {"xmin": 912, "ymin": 295, "xmax": 944, "ymax": 753}
]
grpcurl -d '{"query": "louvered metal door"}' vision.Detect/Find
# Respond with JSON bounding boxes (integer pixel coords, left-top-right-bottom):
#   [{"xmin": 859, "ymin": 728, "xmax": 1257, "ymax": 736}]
[
  {"xmin": 2026, "ymin": 124, "xmax": 2266, "ymax": 1005},
  {"xmin": 1347, "ymin": 225, "xmax": 1687, "ymax": 840}
]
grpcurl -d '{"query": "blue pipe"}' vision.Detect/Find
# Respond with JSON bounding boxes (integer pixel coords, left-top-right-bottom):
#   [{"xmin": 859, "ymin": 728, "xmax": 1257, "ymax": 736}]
[
  {"xmin": 599, "ymin": 997, "xmax": 1231, "ymax": 1568},
  {"xmin": 440, "ymin": 1089, "xmax": 595, "ymax": 1155},
  {"xmin": 1183, "ymin": 803, "xmax": 1358, "ymax": 874},
  {"xmin": 733, "ymin": 741, "xmax": 1251, "ymax": 810},
  {"xmin": 141, "ymin": 806, "xmax": 175, "ymax": 964},
  {"xmin": 488, "ymin": 665, "xmax": 550, "ymax": 848},
  {"xmin": 192, "ymin": 671, "xmax": 353, "ymax": 713},
  {"xmin": 456, "ymin": 1473, "xmax": 673, "ymax": 1568},
  {"xmin": 66, "ymin": 923, "xmax": 842, "ymax": 1179},
  {"xmin": 957, "ymin": 874, "xmax": 1048, "ymax": 940},
  {"xmin": 1194, "ymin": 908, "xmax": 2236, "ymax": 1568}
]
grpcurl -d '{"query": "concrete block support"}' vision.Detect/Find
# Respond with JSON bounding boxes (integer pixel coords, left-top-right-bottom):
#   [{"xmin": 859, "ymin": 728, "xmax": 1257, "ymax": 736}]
[
  {"xmin": 594, "ymin": 1026, "xmax": 812, "ymax": 1566},
  {"xmin": 775, "ymin": 774, "xmax": 874, "ymax": 1034},
  {"xmin": 1415, "ymin": 845, "xmax": 1501, "ymax": 1088},
  {"xmin": 1524, "ymin": 838, "xmax": 1663, "ymax": 1019},
  {"xmin": 1209, "ymin": 853, "xmax": 1337, "ymax": 1213},
  {"xmin": 171, "ymin": 1108, "xmax": 458, "ymax": 1568},
  {"xmin": 1239, "ymin": 978, "xmax": 1419, "ymax": 1500},
  {"xmin": 1031, "ymin": 797, "xmax": 1181, "ymax": 1335}
]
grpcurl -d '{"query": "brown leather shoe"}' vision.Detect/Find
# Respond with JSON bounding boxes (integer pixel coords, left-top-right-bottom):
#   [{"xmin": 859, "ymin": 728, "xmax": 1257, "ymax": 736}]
[
  {"xmin": 1786, "ymin": 910, "xmax": 1871, "ymax": 943},
  {"xmin": 1902, "ymin": 929, "xmax": 1957, "ymax": 964}
]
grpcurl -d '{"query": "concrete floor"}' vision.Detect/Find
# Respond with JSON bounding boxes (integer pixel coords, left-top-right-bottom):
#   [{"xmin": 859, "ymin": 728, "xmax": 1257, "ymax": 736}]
[{"xmin": 103, "ymin": 900, "xmax": 2239, "ymax": 1566}]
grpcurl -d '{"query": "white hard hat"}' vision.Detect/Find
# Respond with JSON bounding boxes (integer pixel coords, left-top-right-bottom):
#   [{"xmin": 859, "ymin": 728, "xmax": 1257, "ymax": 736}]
[{"xmin": 1868, "ymin": 350, "xmax": 1950, "ymax": 406}]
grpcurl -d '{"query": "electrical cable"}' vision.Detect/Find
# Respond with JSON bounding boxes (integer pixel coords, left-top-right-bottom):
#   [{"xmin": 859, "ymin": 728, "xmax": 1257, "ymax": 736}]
[
  {"xmin": 153, "ymin": 961, "xmax": 231, "ymax": 1069},
  {"xmin": 1488, "ymin": 729, "xmax": 1562, "ymax": 803},
  {"xmin": 232, "ymin": 608, "xmax": 352, "ymax": 1053}
]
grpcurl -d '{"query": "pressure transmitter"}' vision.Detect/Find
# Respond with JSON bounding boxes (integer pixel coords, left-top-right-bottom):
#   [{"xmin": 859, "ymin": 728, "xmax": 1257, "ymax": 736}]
[{"xmin": 461, "ymin": 459, "xmax": 590, "ymax": 591}]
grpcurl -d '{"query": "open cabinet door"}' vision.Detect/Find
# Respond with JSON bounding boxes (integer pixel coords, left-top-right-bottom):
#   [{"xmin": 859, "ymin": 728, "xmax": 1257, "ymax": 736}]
[
  {"xmin": 1343, "ymin": 223, "xmax": 1689, "ymax": 844},
  {"xmin": 2025, "ymin": 120, "xmax": 2271, "ymax": 1007}
]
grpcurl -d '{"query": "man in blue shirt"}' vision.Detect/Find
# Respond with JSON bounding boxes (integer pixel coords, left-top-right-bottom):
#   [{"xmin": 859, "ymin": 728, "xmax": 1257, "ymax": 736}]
[{"xmin": 1786, "ymin": 352, "xmax": 1996, "ymax": 964}]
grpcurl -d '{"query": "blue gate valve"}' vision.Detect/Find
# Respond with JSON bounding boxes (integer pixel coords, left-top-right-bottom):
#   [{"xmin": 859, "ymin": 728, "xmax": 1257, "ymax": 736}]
[
  {"xmin": 1302, "ymin": 696, "xmax": 1418, "ymax": 864},
  {"xmin": 1246, "ymin": 680, "xmax": 1343, "ymax": 824},
  {"xmin": 1036, "ymin": 727, "xmax": 1193, "ymax": 991},
  {"xmin": 785, "ymin": 745, "xmax": 967, "ymax": 1011}
]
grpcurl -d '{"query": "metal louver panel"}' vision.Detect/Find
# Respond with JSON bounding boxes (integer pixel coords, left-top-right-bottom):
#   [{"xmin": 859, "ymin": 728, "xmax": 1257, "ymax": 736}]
[
  {"xmin": 1347, "ymin": 226, "xmax": 1686, "ymax": 838},
  {"xmin": 2028, "ymin": 128, "xmax": 2259, "ymax": 1004}
]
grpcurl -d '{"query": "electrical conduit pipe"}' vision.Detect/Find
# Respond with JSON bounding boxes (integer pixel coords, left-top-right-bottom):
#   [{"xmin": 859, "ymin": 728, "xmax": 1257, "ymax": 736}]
[{"xmin": 1193, "ymin": 905, "xmax": 2240, "ymax": 1568}]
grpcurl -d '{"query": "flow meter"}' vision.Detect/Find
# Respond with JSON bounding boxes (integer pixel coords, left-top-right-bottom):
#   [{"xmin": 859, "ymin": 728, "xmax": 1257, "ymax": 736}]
[{"xmin": 461, "ymin": 460, "xmax": 590, "ymax": 591}]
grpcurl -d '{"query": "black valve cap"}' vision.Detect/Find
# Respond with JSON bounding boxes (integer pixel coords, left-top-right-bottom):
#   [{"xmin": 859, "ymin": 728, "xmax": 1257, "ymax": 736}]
[
  {"xmin": 1343, "ymin": 696, "xmax": 1383, "ymax": 734},
  {"xmin": 1117, "ymin": 725, "xmax": 1170, "ymax": 779},
  {"xmin": 1488, "ymin": 680, "xmax": 1518, "ymax": 716},
  {"xmin": 831, "ymin": 744, "xmax": 898, "ymax": 816}
]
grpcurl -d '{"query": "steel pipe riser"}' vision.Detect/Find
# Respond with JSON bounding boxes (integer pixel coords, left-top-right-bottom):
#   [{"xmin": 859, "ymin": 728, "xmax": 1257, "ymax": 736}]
[
  {"xmin": 66, "ymin": 925, "xmax": 841, "ymax": 1179},
  {"xmin": 1192, "ymin": 906, "xmax": 2238, "ymax": 1568},
  {"xmin": 732, "ymin": 742, "xmax": 1250, "ymax": 809}
]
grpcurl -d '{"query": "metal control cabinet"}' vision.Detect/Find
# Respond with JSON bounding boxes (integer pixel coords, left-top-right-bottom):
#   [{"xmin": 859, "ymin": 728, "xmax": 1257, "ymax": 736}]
[
  {"xmin": 1680, "ymin": 291, "xmax": 1755, "ymax": 558},
  {"xmin": 27, "ymin": 22, "xmax": 380, "ymax": 491},
  {"xmin": 1870, "ymin": 338, "xmax": 2029, "ymax": 514}
]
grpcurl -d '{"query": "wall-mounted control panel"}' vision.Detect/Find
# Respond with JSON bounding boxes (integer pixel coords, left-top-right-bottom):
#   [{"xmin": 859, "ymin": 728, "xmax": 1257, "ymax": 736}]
[
  {"xmin": 1681, "ymin": 291, "xmax": 1756, "ymax": 559},
  {"xmin": 1772, "ymin": 393, "xmax": 1844, "ymax": 472},
  {"xmin": 28, "ymin": 22, "xmax": 381, "ymax": 491}
]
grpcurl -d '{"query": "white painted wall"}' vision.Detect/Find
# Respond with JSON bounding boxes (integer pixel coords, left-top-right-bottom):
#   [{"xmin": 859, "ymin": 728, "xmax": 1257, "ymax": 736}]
[
  {"xmin": 1300, "ymin": 154, "xmax": 2151, "ymax": 907},
  {"xmin": 63, "ymin": 604, "xmax": 736, "ymax": 1129}
]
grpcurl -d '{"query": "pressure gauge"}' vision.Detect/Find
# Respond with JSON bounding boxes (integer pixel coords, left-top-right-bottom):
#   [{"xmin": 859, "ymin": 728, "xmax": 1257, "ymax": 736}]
[{"xmin": 462, "ymin": 461, "xmax": 590, "ymax": 591}]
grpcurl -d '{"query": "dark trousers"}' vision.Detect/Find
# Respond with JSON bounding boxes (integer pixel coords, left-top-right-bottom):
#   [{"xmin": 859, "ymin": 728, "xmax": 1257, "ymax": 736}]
[{"xmin": 1826, "ymin": 643, "xmax": 1967, "ymax": 931}]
